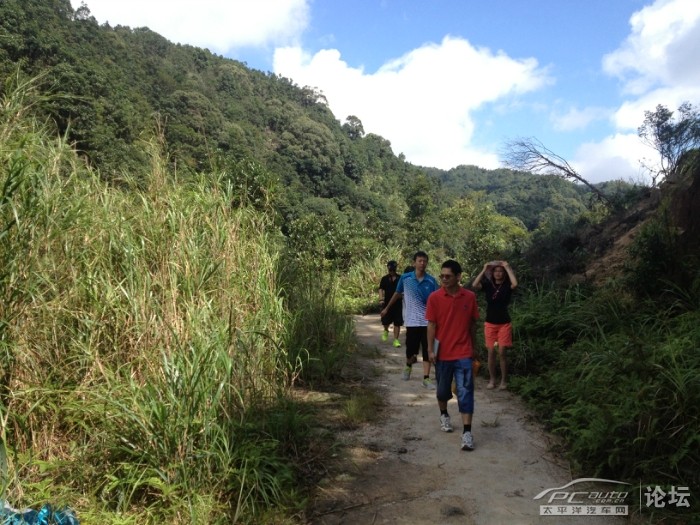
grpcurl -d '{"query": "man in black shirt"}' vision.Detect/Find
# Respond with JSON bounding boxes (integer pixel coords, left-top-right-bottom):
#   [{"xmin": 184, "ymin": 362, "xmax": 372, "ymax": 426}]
[{"xmin": 378, "ymin": 260, "xmax": 403, "ymax": 347}]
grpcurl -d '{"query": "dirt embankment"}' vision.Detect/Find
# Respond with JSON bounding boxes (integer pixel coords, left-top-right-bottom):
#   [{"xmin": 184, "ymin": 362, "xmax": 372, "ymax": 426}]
[{"xmin": 574, "ymin": 162, "xmax": 700, "ymax": 286}]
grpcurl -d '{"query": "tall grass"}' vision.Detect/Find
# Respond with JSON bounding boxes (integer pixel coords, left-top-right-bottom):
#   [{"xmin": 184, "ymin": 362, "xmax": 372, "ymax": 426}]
[
  {"xmin": 334, "ymin": 247, "xmax": 403, "ymax": 314},
  {"xmin": 511, "ymin": 280, "xmax": 700, "ymax": 522},
  {"xmin": 278, "ymin": 255, "xmax": 356, "ymax": 385},
  {"xmin": 0, "ymin": 74, "xmax": 347, "ymax": 523}
]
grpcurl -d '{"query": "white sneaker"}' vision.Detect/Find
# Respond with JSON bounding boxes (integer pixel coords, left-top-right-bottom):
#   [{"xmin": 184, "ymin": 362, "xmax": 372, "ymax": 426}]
[
  {"xmin": 440, "ymin": 414, "xmax": 453, "ymax": 433},
  {"xmin": 461, "ymin": 431, "xmax": 474, "ymax": 451}
]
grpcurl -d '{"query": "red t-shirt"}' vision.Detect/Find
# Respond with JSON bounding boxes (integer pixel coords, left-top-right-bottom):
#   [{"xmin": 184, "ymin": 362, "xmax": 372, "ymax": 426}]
[{"xmin": 425, "ymin": 287, "xmax": 479, "ymax": 360}]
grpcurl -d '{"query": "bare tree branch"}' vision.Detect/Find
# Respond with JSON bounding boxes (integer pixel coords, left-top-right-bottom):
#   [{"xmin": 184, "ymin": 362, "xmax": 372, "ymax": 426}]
[{"xmin": 501, "ymin": 137, "xmax": 611, "ymax": 206}]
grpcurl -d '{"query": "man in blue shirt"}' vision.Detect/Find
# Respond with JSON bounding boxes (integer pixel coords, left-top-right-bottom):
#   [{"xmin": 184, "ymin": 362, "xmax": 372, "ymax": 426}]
[{"xmin": 380, "ymin": 251, "xmax": 439, "ymax": 388}]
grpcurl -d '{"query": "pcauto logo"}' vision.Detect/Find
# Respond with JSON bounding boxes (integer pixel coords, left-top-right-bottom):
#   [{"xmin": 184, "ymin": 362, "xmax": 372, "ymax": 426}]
[
  {"xmin": 535, "ymin": 478, "xmax": 631, "ymax": 517},
  {"xmin": 535, "ymin": 477, "xmax": 632, "ymax": 504}
]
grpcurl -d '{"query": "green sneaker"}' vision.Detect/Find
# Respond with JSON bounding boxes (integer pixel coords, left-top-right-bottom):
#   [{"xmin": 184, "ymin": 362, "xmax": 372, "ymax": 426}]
[
  {"xmin": 402, "ymin": 366, "xmax": 412, "ymax": 381},
  {"xmin": 381, "ymin": 331, "xmax": 388, "ymax": 342},
  {"xmin": 422, "ymin": 378, "xmax": 436, "ymax": 390},
  {"xmin": 393, "ymin": 339, "xmax": 401, "ymax": 348}
]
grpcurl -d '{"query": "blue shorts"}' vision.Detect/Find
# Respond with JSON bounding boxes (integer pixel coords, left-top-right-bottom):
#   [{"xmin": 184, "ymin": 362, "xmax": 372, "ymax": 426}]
[{"xmin": 435, "ymin": 358, "xmax": 474, "ymax": 414}]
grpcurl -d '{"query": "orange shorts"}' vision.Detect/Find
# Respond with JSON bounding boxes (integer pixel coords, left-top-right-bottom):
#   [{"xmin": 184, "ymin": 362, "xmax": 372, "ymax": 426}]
[{"xmin": 484, "ymin": 322, "xmax": 512, "ymax": 349}]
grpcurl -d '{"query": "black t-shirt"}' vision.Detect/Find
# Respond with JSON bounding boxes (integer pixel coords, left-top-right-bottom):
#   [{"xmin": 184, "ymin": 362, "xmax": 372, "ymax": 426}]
[
  {"xmin": 481, "ymin": 278, "xmax": 513, "ymax": 324},
  {"xmin": 379, "ymin": 273, "xmax": 401, "ymax": 304}
]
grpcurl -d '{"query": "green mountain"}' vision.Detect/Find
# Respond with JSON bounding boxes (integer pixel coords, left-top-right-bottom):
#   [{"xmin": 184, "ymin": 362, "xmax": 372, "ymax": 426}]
[
  {"xmin": 426, "ymin": 165, "xmax": 591, "ymax": 230},
  {"xmin": 3, "ymin": 4, "xmax": 700, "ymax": 523},
  {"xmin": 0, "ymin": 0, "xmax": 609, "ymax": 248}
]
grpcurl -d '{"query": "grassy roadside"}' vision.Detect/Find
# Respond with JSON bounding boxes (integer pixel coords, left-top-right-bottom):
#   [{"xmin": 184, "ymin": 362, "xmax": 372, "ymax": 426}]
[
  {"xmin": 295, "ymin": 331, "xmax": 386, "ymax": 523},
  {"xmin": 508, "ymin": 281, "xmax": 700, "ymax": 524},
  {"xmin": 0, "ymin": 75, "xmax": 379, "ymax": 524},
  {"xmin": 5, "ymin": 69, "xmax": 696, "ymax": 525}
]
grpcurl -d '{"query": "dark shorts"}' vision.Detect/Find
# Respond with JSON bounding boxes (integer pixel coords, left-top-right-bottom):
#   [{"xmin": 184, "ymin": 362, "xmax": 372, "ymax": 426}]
[
  {"xmin": 405, "ymin": 326, "xmax": 428, "ymax": 361},
  {"xmin": 380, "ymin": 301, "xmax": 403, "ymax": 328},
  {"xmin": 435, "ymin": 358, "xmax": 475, "ymax": 414}
]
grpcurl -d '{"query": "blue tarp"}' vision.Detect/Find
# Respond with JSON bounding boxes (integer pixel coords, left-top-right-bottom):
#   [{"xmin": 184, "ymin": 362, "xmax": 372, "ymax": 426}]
[{"xmin": 0, "ymin": 503, "xmax": 79, "ymax": 525}]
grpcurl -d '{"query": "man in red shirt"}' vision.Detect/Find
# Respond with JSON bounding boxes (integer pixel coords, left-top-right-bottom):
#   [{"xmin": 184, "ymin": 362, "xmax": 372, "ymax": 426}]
[{"xmin": 426, "ymin": 260, "xmax": 479, "ymax": 451}]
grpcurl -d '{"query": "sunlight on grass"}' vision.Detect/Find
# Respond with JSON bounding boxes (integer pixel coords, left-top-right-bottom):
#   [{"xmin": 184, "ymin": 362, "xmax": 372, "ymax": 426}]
[
  {"xmin": 0, "ymin": 74, "xmax": 353, "ymax": 523},
  {"xmin": 343, "ymin": 390, "xmax": 383, "ymax": 425}
]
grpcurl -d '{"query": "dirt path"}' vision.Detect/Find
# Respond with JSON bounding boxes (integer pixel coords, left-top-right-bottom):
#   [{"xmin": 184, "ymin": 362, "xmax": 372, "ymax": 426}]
[{"xmin": 309, "ymin": 314, "xmax": 629, "ymax": 525}]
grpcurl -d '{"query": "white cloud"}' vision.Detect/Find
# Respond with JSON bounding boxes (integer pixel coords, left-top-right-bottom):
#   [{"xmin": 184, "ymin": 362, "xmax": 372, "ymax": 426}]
[
  {"xmin": 273, "ymin": 36, "xmax": 551, "ymax": 169},
  {"xmin": 572, "ymin": 133, "xmax": 658, "ymax": 184},
  {"xmin": 68, "ymin": 0, "xmax": 699, "ymax": 182},
  {"xmin": 575, "ymin": 0, "xmax": 700, "ymax": 184},
  {"xmin": 71, "ymin": 0, "xmax": 310, "ymax": 54},
  {"xmin": 603, "ymin": 0, "xmax": 700, "ymax": 95},
  {"xmin": 551, "ymin": 106, "xmax": 611, "ymax": 131},
  {"xmin": 612, "ymin": 85, "xmax": 700, "ymax": 131}
]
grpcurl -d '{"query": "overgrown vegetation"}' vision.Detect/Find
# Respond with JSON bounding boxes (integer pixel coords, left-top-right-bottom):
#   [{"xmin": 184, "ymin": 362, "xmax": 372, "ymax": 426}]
[
  {"xmin": 0, "ymin": 75, "xmax": 355, "ymax": 524},
  {"xmin": 509, "ymin": 163, "xmax": 700, "ymax": 522},
  {"xmin": 2, "ymin": 3, "xmax": 699, "ymax": 525},
  {"xmin": 638, "ymin": 102, "xmax": 700, "ymax": 186},
  {"xmin": 0, "ymin": 0, "xmax": 616, "ymax": 262}
]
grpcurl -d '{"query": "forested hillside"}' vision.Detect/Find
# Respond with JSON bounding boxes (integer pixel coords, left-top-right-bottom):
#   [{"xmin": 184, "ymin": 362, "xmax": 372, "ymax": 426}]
[
  {"xmin": 2, "ymin": 1, "xmax": 699, "ymax": 524},
  {"xmin": 0, "ymin": 0, "xmax": 612, "ymax": 260},
  {"xmin": 426, "ymin": 165, "xmax": 589, "ymax": 230}
]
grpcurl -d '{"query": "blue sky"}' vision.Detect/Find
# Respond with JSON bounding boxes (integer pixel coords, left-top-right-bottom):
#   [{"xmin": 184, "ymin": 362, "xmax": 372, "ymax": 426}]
[{"xmin": 70, "ymin": 0, "xmax": 700, "ymax": 183}]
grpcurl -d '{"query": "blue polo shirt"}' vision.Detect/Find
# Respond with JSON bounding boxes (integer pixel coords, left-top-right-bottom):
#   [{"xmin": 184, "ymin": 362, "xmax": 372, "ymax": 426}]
[{"xmin": 396, "ymin": 271, "xmax": 439, "ymax": 327}]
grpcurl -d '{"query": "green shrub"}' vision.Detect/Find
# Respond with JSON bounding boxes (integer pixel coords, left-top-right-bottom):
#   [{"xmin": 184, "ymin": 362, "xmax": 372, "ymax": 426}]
[
  {"xmin": 0, "ymin": 76, "xmax": 340, "ymax": 523},
  {"xmin": 511, "ymin": 282, "xmax": 700, "ymax": 522}
]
